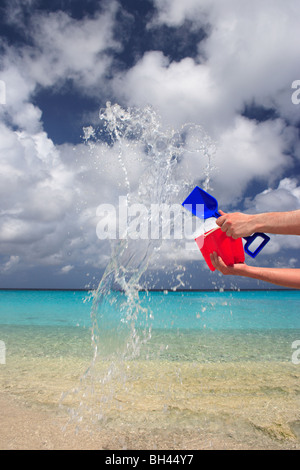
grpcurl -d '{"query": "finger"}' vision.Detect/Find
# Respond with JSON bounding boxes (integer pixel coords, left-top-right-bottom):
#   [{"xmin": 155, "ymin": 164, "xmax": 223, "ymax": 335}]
[
  {"xmin": 216, "ymin": 255, "xmax": 227, "ymax": 269},
  {"xmin": 210, "ymin": 252, "xmax": 216, "ymax": 266},
  {"xmin": 219, "ymin": 221, "xmax": 229, "ymax": 232},
  {"xmin": 218, "ymin": 210, "xmax": 227, "ymax": 216},
  {"xmin": 210, "ymin": 251, "xmax": 218, "ymax": 267},
  {"xmin": 211, "ymin": 252, "xmax": 225, "ymax": 271},
  {"xmin": 217, "ymin": 209, "xmax": 227, "ymax": 225},
  {"xmin": 216, "ymin": 215, "xmax": 226, "ymax": 227}
]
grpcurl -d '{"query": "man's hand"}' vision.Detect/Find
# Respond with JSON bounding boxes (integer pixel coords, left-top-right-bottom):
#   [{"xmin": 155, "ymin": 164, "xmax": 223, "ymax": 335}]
[
  {"xmin": 216, "ymin": 210, "xmax": 256, "ymax": 238},
  {"xmin": 210, "ymin": 252, "xmax": 247, "ymax": 275},
  {"xmin": 210, "ymin": 251, "xmax": 300, "ymax": 289}
]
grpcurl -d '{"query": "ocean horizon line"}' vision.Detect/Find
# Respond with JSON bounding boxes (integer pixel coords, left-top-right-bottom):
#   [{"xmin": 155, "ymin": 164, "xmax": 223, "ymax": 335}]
[{"xmin": 0, "ymin": 287, "xmax": 298, "ymax": 292}]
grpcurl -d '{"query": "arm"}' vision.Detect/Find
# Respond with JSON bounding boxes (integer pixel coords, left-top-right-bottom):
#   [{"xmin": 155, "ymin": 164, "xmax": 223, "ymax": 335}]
[
  {"xmin": 210, "ymin": 252, "xmax": 300, "ymax": 289},
  {"xmin": 216, "ymin": 209, "xmax": 300, "ymax": 238}
]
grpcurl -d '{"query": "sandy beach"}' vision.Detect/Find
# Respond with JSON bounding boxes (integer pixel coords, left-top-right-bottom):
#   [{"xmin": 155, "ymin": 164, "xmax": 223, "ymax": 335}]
[
  {"xmin": 1, "ymin": 355, "xmax": 300, "ymax": 450},
  {"xmin": 0, "ymin": 389, "xmax": 299, "ymax": 450}
]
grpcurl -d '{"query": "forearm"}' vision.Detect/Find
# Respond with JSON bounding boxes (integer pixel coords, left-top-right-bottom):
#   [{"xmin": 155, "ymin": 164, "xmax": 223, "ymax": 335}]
[
  {"xmin": 217, "ymin": 209, "xmax": 300, "ymax": 238},
  {"xmin": 232, "ymin": 264, "xmax": 300, "ymax": 289},
  {"xmin": 252, "ymin": 210, "xmax": 300, "ymax": 235}
]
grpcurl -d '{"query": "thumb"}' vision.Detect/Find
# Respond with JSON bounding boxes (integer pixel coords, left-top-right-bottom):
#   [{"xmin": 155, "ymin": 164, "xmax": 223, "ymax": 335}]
[
  {"xmin": 218, "ymin": 209, "xmax": 227, "ymax": 216},
  {"xmin": 216, "ymin": 209, "xmax": 226, "ymax": 226}
]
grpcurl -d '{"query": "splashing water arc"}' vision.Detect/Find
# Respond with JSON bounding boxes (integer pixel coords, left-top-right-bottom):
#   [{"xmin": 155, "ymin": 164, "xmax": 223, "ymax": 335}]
[{"xmin": 64, "ymin": 102, "xmax": 216, "ymax": 428}]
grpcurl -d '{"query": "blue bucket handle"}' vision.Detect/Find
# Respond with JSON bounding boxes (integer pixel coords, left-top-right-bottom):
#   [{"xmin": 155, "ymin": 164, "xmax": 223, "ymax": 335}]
[
  {"xmin": 215, "ymin": 210, "xmax": 270, "ymax": 258},
  {"xmin": 243, "ymin": 233, "xmax": 270, "ymax": 258}
]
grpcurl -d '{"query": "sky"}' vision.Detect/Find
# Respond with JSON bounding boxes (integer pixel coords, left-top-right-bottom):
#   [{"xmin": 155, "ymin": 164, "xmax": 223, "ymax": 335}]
[{"xmin": 0, "ymin": 0, "xmax": 300, "ymax": 290}]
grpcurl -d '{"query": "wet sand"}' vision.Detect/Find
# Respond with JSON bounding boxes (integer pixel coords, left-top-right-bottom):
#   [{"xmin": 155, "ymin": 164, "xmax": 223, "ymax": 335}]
[
  {"xmin": 1, "ymin": 355, "xmax": 300, "ymax": 450},
  {"xmin": 0, "ymin": 324, "xmax": 299, "ymax": 449},
  {"xmin": 0, "ymin": 389, "xmax": 299, "ymax": 451}
]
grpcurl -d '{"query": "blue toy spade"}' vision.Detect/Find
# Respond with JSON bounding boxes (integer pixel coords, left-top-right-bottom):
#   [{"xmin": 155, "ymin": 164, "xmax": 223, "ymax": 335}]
[{"xmin": 182, "ymin": 186, "xmax": 270, "ymax": 258}]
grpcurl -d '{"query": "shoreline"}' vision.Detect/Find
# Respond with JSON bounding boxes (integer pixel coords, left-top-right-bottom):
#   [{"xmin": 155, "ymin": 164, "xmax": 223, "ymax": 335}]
[
  {"xmin": 0, "ymin": 381, "xmax": 299, "ymax": 451},
  {"xmin": 1, "ymin": 358, "xmax": 300, "ymax": 450}
]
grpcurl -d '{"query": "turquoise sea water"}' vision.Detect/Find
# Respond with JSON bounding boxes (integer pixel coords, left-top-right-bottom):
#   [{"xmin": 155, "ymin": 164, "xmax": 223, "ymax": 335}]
[
  {"xmin": 1, "ymin": 289, "xmax": 300, "ymax": 449},
  {"xmin": 0, "ymin": 289, "xmax": 299, "ymax": 329},
  {"xmin": 0, "ymin": 289, "xmax": 299, "ymax": 363}
]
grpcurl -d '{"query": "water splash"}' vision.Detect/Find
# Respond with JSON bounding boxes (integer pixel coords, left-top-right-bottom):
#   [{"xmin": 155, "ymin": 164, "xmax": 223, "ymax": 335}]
[{"xmin": 62, "ymin": 102, "xmax": 216, "ymax": 429}]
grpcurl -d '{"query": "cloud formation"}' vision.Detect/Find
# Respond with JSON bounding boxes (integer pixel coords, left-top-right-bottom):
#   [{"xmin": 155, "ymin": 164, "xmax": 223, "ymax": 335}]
[
  {"xmin": 112, "ymin": 0, "xmax": 300, "ymax": 206},
  {"xmin": 0, "ymin": 0, "xmax": 299, "ymax": 287}
]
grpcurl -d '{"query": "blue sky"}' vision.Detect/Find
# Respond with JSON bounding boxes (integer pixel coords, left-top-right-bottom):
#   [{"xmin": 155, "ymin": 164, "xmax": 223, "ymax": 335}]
[{"xmin": 0, "ymin": 0, "xmax": 300, "ymax": 289}]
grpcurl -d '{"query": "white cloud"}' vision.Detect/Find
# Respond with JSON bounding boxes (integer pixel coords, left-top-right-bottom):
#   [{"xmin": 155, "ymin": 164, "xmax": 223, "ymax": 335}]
[
  {"xmin": 0, "ymin": 2, "xmax": 120, "ymax": 134},
  {"xmin": 210, "ymin": 117, "xmax": 295, "ymax": 205},
  {"xmin": 0, "ymin": 126, "xmax": 76, "ymax": 269},
  {"xmin": 240, "ymin": 178, "xmax": 300, "ymax": 255},
  {"xmin": 60, "ymin": 265, "xmax": 74, "ymax": 274},
  {"xmin": 113, "ymin": 51, "xmax": 225, "ymax": 132},
  {"xmin": 116, "ymin": 0, "xmax": 300, "ymax": 132},
  {"xmin": 25, "ymin": 5, "xmax": 120, "ymax": 91},
  {"xmin": 3, "ymin": 0, "xmax": 39, "ymax": 27},
  {"xmin": 1, "ymin": 255, "xmax": 20, "ymax": 273},
  {"xmin": 0, "ymin": 3, "xmax": 124, "ymax": 277},
  {"xmin": 151, "ymin": 0, "xmax": 206, "ymax": 26},
  {"xmin": 245, "ymin": 178, "xmax": 300, "ymax": 214},
  {"xmin": 151, "ymin": 0, "xmax": 300, "ymax": 126},
  {"xmin": 0, "ymin": 116, "xmax": 153, "ymax": 274},
  {"xmin": 112, "ymin": 1, "xmax": 300, "ymax": 213},
  {"xmin": 1, "ymin": 0, "xmax": 300, "ymax": 285}
]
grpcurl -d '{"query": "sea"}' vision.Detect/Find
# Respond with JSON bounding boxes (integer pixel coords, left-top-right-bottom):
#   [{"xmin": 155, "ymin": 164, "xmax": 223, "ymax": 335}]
[{"xmin": 0, "ymin": 288, "xmax": 300, "ymax": 449}]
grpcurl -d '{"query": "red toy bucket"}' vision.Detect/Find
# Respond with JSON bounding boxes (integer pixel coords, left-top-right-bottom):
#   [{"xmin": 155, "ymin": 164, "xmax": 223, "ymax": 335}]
[{"xmin": 195, "ymin": 227, "xmax": 245, "ymax": 271}]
